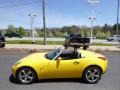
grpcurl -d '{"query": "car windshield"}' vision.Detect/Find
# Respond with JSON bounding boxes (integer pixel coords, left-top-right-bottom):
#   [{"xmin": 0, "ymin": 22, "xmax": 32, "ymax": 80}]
[
  {"xmin": 46, "ymin": 48, "xmax": 61, "ymax": 60},
  {"xmin": 111, "ymin": 36, "xmax": 114, "ymax": 37},
  {"xmin": 69, "ymin": 34, "xmax": 81, "ymax": 37}
]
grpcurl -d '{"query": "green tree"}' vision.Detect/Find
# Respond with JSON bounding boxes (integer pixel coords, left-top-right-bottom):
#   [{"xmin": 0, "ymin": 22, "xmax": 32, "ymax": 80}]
[
  {"xmin": 79, "ymin": 29, "xmax": 84, "ymax": 37},
  {"xmin": 61, "ymin": 26, "xmax": 71, "ymax": 34},
  {"xmin": 112, "ymin": 24, "xmax": 120, "ymax": 35},
  {"xmin": 106, "ymin": 31, "xmax": 111, "ymax": 37},
  {"xmin": 37, "ymin": 29, "xmax": 44, "ymax": 37},
  {"xmin": 6, "ymin": 25, "xmax": 16, "ymax": 34},
  {"xmin": 61, "ymin": 25, "xmax": 80, "ymax": 34},
  {"xmin": 96, "ymin": 31, "xmax": 106, "ymax": 39},
  {"xmin": 70, "ymin": 25, "xmax": 79, "ymax": 33},
  {"xmin": 93, "ymin": 26, "xmax": 102, "ymax": 35},
  {"xmin": 18, "ymin": 26, "xmax": 26, "ymax": 36}
]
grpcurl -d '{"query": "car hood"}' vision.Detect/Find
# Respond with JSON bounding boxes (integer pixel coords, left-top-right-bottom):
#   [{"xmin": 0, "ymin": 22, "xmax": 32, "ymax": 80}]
[{"xmin": 18, "ymin": 53, "xmax": 47, "ymax": 63}]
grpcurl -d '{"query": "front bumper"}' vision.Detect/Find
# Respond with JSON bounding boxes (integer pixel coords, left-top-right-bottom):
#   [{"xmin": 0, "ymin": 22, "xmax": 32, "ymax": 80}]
[{"xmin": 12, "ymin": 65, "xmax": 17, "ymax": 78}]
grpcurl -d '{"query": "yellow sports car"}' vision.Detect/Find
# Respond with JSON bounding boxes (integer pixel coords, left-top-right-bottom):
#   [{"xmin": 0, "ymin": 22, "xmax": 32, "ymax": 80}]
[{"xmin": 12, "ymin": 48, "xmax": 108, "ymax": 84}]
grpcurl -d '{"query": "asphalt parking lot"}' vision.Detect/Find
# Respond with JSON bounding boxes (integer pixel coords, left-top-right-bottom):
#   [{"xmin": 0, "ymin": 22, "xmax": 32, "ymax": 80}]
[{"xmin": 0, "ymin": 52, "xmax": 120, "ymax": 90}]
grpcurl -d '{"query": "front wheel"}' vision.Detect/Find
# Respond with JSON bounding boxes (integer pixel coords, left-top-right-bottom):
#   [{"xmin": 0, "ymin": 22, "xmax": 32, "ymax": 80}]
[
  {"xmin": 83, "ymin": 66, "xmax": 102, "ymax": 84},
  {"xmin": 16, "ymin": 67, "xmax": 37, "ymax": 84}
]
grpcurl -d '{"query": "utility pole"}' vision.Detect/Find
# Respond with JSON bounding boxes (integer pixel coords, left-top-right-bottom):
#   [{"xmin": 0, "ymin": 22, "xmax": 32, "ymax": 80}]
[
  {"xmin": 42, "ymin": 0, "xmax": 47, "ymax": 45},
  {"xmin": 89, "ymin": 16, "xmax": 96, "ymax": 43},
  {"xmin": 28, "ymin": 13, "xmax": 36, "ymax": 44},
  {"xmin": 88, "ymin": 0, "xmax": 100, "ymax": 43},
  {"xmin": 117, "ymin": 0, "xmax": 120, "ymax": 35}
]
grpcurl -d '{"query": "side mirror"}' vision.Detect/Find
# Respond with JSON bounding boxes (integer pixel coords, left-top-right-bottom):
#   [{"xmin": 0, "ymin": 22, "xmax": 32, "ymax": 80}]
[{"xmin": 57, "ymin": 57, "xmax": 62, "ymax": 60}]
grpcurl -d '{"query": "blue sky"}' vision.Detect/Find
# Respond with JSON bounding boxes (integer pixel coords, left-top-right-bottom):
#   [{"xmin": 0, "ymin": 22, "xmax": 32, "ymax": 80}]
[{"xmin": 0, "ymin": 0, "xmax": 118, "ymax": 29}]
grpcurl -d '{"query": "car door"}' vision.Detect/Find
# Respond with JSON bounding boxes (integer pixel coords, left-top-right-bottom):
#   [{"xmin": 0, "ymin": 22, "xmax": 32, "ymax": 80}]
[{"xmin": 47, "ymin": 58, "xmax": 84, "ymax": 79}]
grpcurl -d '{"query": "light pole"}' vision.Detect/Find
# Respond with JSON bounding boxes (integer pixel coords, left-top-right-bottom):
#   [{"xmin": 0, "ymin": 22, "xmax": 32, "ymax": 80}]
[
  {"xmin": 42, "ymin": 0, "xmax": 47, "ymax": 45},
  {"xmin": 88, "ymin": 0, "xmax": 100, "ymax": 43},
  {"xmin": 89, "ymin": 16, "xmax": 96, "ymax": 43},
  {"xmin": 28, "ymin": 13, "xmax": 36, "ymax": 44}
]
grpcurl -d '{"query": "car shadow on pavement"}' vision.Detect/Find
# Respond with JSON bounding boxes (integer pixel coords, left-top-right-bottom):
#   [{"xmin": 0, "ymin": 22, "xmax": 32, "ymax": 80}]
[
  {"xmin": 36, "ymin": 78, "xmax": 85, "ymax": 84},
  {"xmin": 9, "ymin": 74, "xmax": 86, "ymax": 85},
  {"xmin": 9, "ymin": 74, "xmax": 19, "ymax": 84}
]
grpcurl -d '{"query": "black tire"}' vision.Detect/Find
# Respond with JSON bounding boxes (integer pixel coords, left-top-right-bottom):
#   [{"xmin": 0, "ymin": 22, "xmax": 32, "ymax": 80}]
[
  {"xmin": 107, "ymin": 39, "xmax": 110, "ymax": 41},
  {"xmin": 111, "ymin": 39, "xmax": 114, "ymax": 41},
  {"xmin": 82, "ymin": 66, "xmax": 102, "ymax": 84},
  {"xmin": 16, "ymin": 67, "xmax": 37, "ymax": 84},
  {"xmin": 0, "ymin": 43, "xmax": 5, "ymax": 48},
  {"xmin": 1, "ymin": 43, "xmax": 5, "ymax": 48},
  {"xmin": 83, "ymin": 45, "xmax": 88, "ymax": 50}
]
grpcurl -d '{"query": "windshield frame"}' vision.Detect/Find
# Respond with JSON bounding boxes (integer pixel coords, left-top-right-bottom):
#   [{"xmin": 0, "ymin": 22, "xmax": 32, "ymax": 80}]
[{"xmin": 45, "ymin": 48, "xmax": 62, "ymax": 60}]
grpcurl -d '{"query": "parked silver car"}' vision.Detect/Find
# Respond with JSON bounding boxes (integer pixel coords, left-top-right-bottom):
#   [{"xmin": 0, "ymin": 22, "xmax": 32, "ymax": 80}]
[{"xmin": 106, "ymin": 35, "xmax": 120, "ymax": 41}]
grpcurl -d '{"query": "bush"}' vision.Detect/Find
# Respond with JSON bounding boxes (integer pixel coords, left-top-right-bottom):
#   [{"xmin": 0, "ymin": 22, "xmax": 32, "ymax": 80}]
[{"xmin": 96, "ymin": 32, "xmax": 106, "ymax": 39}]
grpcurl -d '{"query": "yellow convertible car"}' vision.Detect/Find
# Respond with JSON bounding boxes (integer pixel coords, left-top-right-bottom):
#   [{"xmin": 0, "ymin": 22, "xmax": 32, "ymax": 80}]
[{"xmin": 12, "ymin": 48, "xmax": 108, "ymax": 84}]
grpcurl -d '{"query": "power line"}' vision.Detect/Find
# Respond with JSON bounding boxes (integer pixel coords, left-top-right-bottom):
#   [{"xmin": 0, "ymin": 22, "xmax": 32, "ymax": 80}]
[
  {"xmin": 0, "ymin": 0, "xmax": 41, "ymax": 9},
  {"xmin": 0, "ymin": 0, "xmax": 40, "ymax": 4},
  {"xmin": 0, "ymin": 0, "xmax": 43, "ymax": 27},
  {"xmin": 82, "ymin": 0, "xmax": 115, "ymax": 25},
  {"xmin": 0, "ymin": 18, "xmax": 29, "ymax": 23},
  {"xmin": 0, "ymin": 18, "xmax": 42, "ymax": 26}
]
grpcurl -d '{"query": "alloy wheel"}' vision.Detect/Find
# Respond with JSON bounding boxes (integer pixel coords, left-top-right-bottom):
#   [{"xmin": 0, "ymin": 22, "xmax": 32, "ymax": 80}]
[
  {"xmin": 17, "ymin": 68, "xmax": 36, "ymax": 84},
  {"xmin": 83, "ymin": 67, "xmax": 101, "ymax": 84}
]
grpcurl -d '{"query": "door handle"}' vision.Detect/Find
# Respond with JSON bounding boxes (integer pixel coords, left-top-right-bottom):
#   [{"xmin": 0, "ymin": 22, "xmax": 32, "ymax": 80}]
[{"xmin": 73, "ymin": 61, "xmax": 79, "ymax": 65}]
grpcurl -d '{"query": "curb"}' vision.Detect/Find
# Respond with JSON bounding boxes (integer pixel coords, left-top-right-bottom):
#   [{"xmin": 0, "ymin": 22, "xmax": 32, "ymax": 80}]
[
  {"xmin": 0, "ymin": 47, "xmax": 120, "ymax": 55},
  {"xmin": 0, "ymin": 48, "xmax": 54, "ymax": 55}
]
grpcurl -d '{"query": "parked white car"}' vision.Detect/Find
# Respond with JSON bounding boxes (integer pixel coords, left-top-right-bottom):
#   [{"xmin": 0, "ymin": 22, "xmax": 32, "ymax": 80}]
[
  {"xmin": 87, "ymin": 36, "xmax": 96, "ymax": 39},
  {"xmin": 106, "ymin": 35, "xmax": 120, "ymax": 41}
]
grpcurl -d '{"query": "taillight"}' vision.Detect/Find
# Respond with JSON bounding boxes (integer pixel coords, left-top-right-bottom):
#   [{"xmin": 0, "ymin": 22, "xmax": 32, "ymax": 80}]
[{"xmin": 98, "ymin": 57, "xmax": 107, "ymax": 61}]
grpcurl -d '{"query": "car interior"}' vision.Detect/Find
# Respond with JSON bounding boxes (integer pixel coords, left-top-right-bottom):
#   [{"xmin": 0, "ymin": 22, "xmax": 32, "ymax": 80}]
[{"xmin": 59, "ymin": 50, "xmax": 81, "ymax": 60}]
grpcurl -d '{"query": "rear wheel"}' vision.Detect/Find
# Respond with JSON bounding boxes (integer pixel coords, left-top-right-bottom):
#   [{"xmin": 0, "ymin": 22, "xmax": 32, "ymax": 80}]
[
  {"xmin": 0, "ymin": 43, "xmax": 5, "ymax": 48},
  {"xmin": 83, "ymin": 45, "xmax": 89, "ymax": 50},
  {"xmin": 83, "ymin": 66, "xmax": 102, "ymax": 84},
  {"xmin": 16, "ymin": 67, "xmax": 37, "ymax": 84},
  {"xmin": 2, "ymin": 43, "xmax": 5, "ymax": 47},
  {"xmin": 111, "ymin": 39, "xmax": 114, "ymax": 41}
]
